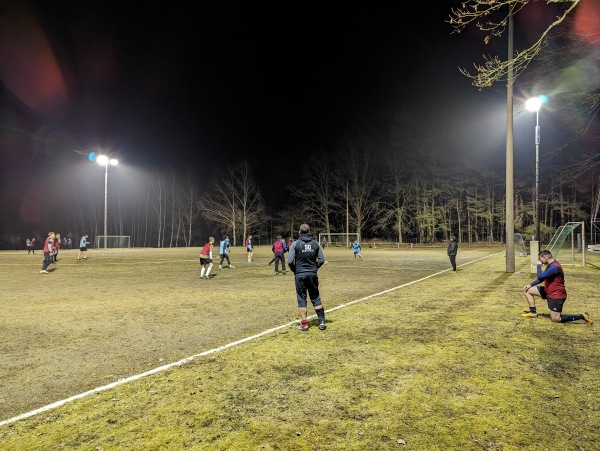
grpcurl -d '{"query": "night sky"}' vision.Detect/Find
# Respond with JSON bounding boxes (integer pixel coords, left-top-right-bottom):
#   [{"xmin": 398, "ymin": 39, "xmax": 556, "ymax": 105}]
[{"xmin": 1, "ymin": 0, "xmax": 590, "ymax": 239}]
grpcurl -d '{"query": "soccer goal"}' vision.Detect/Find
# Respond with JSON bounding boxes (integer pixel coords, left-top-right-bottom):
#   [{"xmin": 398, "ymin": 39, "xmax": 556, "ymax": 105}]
[
  {"xmin": 547, "ymin": 222, "xmax": 585, "ymax": 267},
  {"xmin": 318, "ymin": 232, "xmax": 360, "ymax": 248},
  {"xmin": 93, "ymin": 235, "xmax": 131, "ymax": 249},
  {"xmin": 514, "ymin": 233, "xmax": 528, "ymax": 256}
]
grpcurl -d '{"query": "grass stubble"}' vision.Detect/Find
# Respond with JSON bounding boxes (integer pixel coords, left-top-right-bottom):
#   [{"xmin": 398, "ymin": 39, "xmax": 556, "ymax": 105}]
[{"xmin": 0, "ymin": 246, "xmax": 598, "ymax": 450}]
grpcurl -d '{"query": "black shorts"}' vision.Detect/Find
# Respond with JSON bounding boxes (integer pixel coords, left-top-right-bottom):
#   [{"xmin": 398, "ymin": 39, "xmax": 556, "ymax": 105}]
[
  {"xmin": 80, "ymin": 247, "xmax": 87, "ymax": 252},
  {"xmin": 538, "ymin": 287, "xmax": 566, "ymax": 313},
  {"xmin": 200, "ymin": 257, "xmax": 212, "ymax": 265},
  {"xmin": 295, "ymin": 274, "xmax": 321, "ymax": 308}
]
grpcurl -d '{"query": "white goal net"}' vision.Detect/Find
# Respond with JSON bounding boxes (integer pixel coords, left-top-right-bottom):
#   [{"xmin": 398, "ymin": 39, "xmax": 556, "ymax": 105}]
[
  {"xmin": 94, "ymin": 235, "xmax": 131, "ymax": 249},
  {"xmin": 318, "ymin": 232, "xmax": 360, "ymax": 248},
  {"xmin": 547, "ymin": 222, "xmax": 585, "ymax": 267}
]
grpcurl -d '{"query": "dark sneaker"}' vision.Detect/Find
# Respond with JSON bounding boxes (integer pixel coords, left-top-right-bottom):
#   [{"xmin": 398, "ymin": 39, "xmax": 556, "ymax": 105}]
[
  {"xmin": 318, "ymin": 322, "xmax": 326, "ymax": 330},
  {"xmin": 582, "ymin": 312, "xmax": 593, "ymax": 325},
  {"xmin": 521, "ymin": 312, "xmax": 538, "ymax": 318}
]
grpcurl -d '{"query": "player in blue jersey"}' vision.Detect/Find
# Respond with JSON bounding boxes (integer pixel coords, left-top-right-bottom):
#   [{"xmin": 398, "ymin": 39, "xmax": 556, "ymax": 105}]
[
  {"xmin": 351, "ymin": 240, "xmax": 362, "ymax": 259},
  {"xmin": 218, "ymin": 235, "xmax": 235, "ymax": 269}
]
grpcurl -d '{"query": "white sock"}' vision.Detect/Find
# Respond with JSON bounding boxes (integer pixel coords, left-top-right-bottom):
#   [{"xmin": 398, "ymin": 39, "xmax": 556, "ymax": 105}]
[
  {"xmin": 206, "ymin": 267, "xmax": 211, "ymax": 276},
  {"xmin": 200, "ymin": 268, "xmax": 205, "ymax": 277}
]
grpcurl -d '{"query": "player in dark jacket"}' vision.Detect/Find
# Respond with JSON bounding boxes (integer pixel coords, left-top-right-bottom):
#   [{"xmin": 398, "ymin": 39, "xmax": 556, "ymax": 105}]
[
  {"xmin": 447, "ymin": 235, "xmax": 458, "ymax": 271},
  {"xmin": 522, "ymin": 249, "xmax": 593, "ymax": 324},
  {"xmin": 288, "ymin": 223, "xmax": 326, "ymax": 331}
]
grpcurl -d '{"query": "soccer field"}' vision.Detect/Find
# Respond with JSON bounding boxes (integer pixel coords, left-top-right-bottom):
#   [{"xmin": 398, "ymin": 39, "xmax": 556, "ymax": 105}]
[
  {"xmin": 1, "ymin": 246, "xmax": 598, "ymax": 450},
  {"xmin": 0, "ymin": 245, "xmax": 497, "ymax": 422}
]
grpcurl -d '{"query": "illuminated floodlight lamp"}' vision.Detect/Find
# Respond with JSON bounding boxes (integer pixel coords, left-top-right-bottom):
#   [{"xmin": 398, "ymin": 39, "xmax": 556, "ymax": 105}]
[
  {"xmin": 525, "ymin": 97, "xmax": 542, "ymax": 112},
  {"xmin": 96, "ymin": 155, "xmax": 118, "ymax": 167}
]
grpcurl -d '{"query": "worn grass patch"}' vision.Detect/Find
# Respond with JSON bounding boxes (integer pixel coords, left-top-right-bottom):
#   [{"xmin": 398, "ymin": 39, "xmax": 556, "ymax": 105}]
[{"xmin": 0, "ymin": 246, "xmax": 598, "ymax": 450}]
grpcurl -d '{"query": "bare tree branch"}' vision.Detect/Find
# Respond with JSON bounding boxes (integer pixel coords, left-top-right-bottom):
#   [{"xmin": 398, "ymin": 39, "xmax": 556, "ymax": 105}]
[{"xmin": 449, "ymin": 0, "xmax": 580, "ymax": 88}]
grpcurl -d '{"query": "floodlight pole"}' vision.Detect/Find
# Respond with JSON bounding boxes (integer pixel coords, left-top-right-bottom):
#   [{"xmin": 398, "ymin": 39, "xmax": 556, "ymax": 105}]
[
  {"xmin": 97, "ymin": 155, "xmax": 118, "ymax": 249},
  {"xmin": 103, "ymin": 163, "xmax": 108, "ymax": 249},
  {"xmin": 526, "ymin": 97, "xmax": 543, "ymax": 245},
  {"xmin": 346, "ymin": 181, "xmax": 349, "ymax": 248},
  {"xmin": 534, "ymin": 108, "xmax": 541, "ymax": 243},
  {"xmin": 505, "ymin": 14, "xmax": 515, "ymax": 273}
]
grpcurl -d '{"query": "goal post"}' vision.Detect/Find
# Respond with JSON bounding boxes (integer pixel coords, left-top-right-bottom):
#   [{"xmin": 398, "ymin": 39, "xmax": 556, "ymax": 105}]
[
  {"xmin": 93, "ymin": 236, "xmax": 131, "ymax": 249},
  {"xmin": 547, "ymin": 222, "xmax": 585, "ymax": 267},
  {"xmin": 318, "ymin": 232, "xmax": 360, "ymax": 248}
]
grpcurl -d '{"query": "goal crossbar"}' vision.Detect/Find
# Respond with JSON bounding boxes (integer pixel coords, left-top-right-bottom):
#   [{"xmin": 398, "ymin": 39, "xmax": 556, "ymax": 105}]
[
  {"xmin": 318, "ymin": 232, "xmax": 360, "ymax": 247},
  {"xmin": 93, "ymin": 235, "xmax": 131, "ymax": 249}
]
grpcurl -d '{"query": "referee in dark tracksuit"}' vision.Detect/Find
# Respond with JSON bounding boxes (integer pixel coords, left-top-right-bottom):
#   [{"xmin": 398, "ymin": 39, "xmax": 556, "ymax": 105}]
[
  {"xmin": 447, "ymin": 235, "xmax": 458, "ymax": 272},
  {"xmin": 288, "ymin": 223, "xmax": 326, "ymax": 331}
]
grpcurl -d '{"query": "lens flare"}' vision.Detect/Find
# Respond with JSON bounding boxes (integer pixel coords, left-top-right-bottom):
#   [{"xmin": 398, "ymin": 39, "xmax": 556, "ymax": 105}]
[{"xmin": 575, "ymin": 0, "xmax": 600, "ymax": 44}]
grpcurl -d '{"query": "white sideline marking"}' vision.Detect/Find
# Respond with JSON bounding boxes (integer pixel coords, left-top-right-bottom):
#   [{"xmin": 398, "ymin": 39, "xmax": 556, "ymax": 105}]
[
  {"xmin": 0, "ymin": 251, "xmax": 501, "ymax": 428},
  {"xmin": 324, "ymin": 252, "xmax": 501, "ymax": 312}
]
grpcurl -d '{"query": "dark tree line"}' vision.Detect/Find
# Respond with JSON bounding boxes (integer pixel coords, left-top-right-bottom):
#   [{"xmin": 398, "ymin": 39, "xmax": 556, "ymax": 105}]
[
  {"xmin": 47, "ymin": 133, "xmax": 595, "ymax": 248},
  {"xmin": 5, "ymin": 113, "xmax": 595, "ymax": 251},
  {"xmin": 6, "ymin": 119, "xmax": 594, "ymax": 251}
]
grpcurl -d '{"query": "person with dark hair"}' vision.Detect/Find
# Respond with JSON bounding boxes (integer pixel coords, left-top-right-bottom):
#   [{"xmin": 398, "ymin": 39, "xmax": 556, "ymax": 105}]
[
  {"xmin": 40, "ymin": 232, "xmax": 55, "ymax": 274},
  {"xmin": 28, "ymin": 237, "xmax": 36, "ymax": 254},
  {"xmin": 245, "ymin": 234, "xmax": 254, "ymax": 263},
  {"xmin": 218, "ymin": 235, "xmax": 234, "ymax": 269},
  {"xmin": 53, "ymin": 233, "xmax": 61, "ymax": 262},
  {"xmin": 271, "ymin": 234, "xmax": 287, "ymax": 275},
  {"xmin": 77, "ymin": 234, "xmax": 89, "ymax": 260},
  {"xmin": 522, "ymin": 249, "xmax": 593, "ymax": 324},
  {"xmin": 447, "ymin": 235, "xmax": 458, "ymax": 272},
  {"xmin": 288, "ymin": 223, "xmax": 326, "ymax": 331}
]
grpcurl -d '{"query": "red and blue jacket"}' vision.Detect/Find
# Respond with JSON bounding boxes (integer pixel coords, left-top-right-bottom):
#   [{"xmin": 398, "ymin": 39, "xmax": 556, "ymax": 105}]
[{"xmin": 531, "ymin": 260, "xmax": 566, "ymax": 300}]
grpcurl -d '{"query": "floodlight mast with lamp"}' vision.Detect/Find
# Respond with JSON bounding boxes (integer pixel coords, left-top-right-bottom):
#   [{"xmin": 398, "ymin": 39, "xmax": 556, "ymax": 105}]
[
  {"xmin": 525, "ymin": 97, "xmax": 543, "ymax": 243},
  {"xmin": 96, "ymin": 155, "xmax": 119, "ymax": 249}
]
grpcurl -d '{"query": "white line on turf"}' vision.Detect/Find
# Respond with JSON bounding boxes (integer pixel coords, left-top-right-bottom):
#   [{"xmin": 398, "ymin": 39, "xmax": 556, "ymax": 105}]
[{"xmin": 0, "ymin": 251, "xmax": 502, "ymax": 427}]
